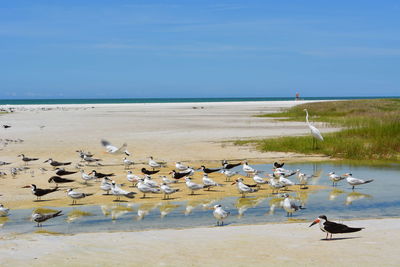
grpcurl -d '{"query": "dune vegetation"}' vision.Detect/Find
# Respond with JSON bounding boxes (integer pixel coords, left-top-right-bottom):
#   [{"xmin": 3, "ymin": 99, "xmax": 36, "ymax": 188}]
[{"xmin": 235, "ymin": 99, "xmax": 400, "ymax": 161}]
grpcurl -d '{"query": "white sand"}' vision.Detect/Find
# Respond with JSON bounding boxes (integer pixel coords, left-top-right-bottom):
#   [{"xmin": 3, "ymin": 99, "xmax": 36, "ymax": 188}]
[{"xmin": 1, "ymin": 218, "xmax": 399, "ymax": 266}]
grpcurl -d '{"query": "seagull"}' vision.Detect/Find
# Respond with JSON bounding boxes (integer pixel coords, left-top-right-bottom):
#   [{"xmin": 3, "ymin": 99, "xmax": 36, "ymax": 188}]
[
  {"xmin": 242, "ymin": 161, "xmax": 256, "ymax": 176},
  {"xmin": 127, "ymin": 171, "xmax": 141, "ymax": 187},
  {"xmin": 277, "ymin": 174, "xmax": 295, "ymax": 187},
  {"xmin": 80, "ymin": 170, "xmax": 95, "ymax": 184},
  {"xmin": 100, "ymin": 177, "xmax": 113, "ymax": 195},
  {"xmin": 343, "ymin": 173, "xmax": 374, "ymax": 190},
  {"xmin": 31, "ymin": 210, "xmax": 63, "ymax": 227},
  {"xmin": 90, "ymin": 170, "xmax": 115, "ymax": 179},
  {"xmin": 327, "ymin": 171, "xmax": 345, "ymax": 187},
  {"xmin": 0, "ymin": 204, "xmax": 9, "ymax": 216},
  {"xmin": 297, "ymin": 172, "xmax": 313, "ymax": 189},
  {"xmin": 199, "ymin": 165, "xmax": 221, "ymax": 174},
  {"xmin": 18, "ymin": 154, "xmax": 39, "ymax": 165},
  {"xmin": 141, "ymin": 168, "xmax": 159, "ymax": 175},
  {"xmin": 67, "ymin": 188, "xmax": 93, "ymax": 205},
  {"xmin": 55, "ymin": 168, "xmax": 77, "ymax": 176},
  {"xmin": 48, "ymin": 176, "xmax": 75, "ymax": 185},
  {"xmin": 282, "ymin": 193, "xmax": 304, "ymax": 217},
  {"xmin": 202, "ymin": 174, "xmax": 223, "ymax": 190},
  {"xmin": 111, "ymin": 181, "xmax": 137, "ymax": 201},
  {"xmin": 175, "ymin": 161, "xmax": 188, "ymax": 171},
  {"xmin": 309, "ymin": 215, "xmax": 364, "ymax": 240},
  {"xmin": 221, "ymin": 160, "xmax": 241, "ymax": 170},
  {"xmin": 123, "ymin": 157, "xmax": 134, "ymax": 169},
  {"xmin": 148, "ymin": 156, "xmax": 166, "ymax": 170},
  {"xmin": 185, "ymin": 177, "xmax": 210, "ymax": 195},
  {"xmin": 44, "ymin": 158, "xmax": 72, "ymax": 167},
  {"xmin": 160, "ymin": 175, "xmax": 177, "ymax": 184},
  {"xmin": 160, "ymin": 183, "xmax": 180, "ymax": 199},
  {"xmin": 213, "ymin": 204, "xmax": 230, "ymax": 226},
  {"xmin": 269, "ymin": 178, "xmax": 285, "ymax": 194},
  {"xmin": 252, "ymin": 171, "xmax": 269, "ymax": 187},
  {"xmin": 82, "ymin": 154, "xmax": 102, "ymax": 164},
  {"xmin": 220, "ymin": 169, "xmax": 238, "ymax": 182},
  {"xmin": 101, "ymin": 139, "xmax": 130, "ymax": 156},
  {"xmin": 137, "ymin": 179, "xmax": 160, "ymax": 198},
  {"xmin": 231, "ymin": 178, "xmax": 258, "ymax": 198},
  {"xmin": 22, "ymin": 184, "xmax": 58, "ymax": 201},
  {"xmin": 144, "ymin": 175, "xmax": 159, "ymax": 188}
]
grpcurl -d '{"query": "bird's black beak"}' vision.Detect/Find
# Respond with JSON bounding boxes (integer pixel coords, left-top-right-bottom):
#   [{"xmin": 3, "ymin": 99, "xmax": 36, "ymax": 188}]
[{"xmin": 309, "ymin": 219, "xmax": 320, "ymax": 227}]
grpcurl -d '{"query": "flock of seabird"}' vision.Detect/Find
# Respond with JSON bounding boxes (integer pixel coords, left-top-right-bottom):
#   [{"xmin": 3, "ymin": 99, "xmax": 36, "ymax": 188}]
[{"xmin": 0, "ymin": 110, "xmax": 373, "ymax": 239}]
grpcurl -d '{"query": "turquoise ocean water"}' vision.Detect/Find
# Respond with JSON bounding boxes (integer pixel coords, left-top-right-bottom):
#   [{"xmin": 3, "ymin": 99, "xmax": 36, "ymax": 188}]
[{"xmin": 0, "ymin": 96, "xmax": 398, "ymax": 105}]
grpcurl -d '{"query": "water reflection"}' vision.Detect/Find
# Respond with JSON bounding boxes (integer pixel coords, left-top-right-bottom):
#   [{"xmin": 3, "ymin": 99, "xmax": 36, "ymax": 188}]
[
  {"xmin": 101, "ymin": 204, "xmax": 134, "ymax": 220},
  {"xmin": 185, "ymin": 199, "xmax": 218, "ymax": 215},
  {"xmin": 345, "ymin": 192, "xmax": 373, "ymax": 206},
  {"xmin": 137, "ymin": 202, "xmax": 161, "ymax": 220},
  {"xmin": 159, "ymin": 203, "xmax": 181, "ymax": 218},
  {"xmin": 328, "ymin": 188, "xmax": 345, "ymax": 201},
  {"xmin": 66, "ymin": 209, "xmax": 94, "ymax": 223},
  {"xmin": 235, "ymin": 196, "xmax": 266, "ymax": 218}
]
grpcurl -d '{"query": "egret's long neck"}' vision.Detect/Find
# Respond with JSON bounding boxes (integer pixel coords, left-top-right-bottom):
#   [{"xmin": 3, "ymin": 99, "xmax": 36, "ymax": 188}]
[{"xmin": 305, "ymin": 110, "xmax": 310, "ymax": 125}]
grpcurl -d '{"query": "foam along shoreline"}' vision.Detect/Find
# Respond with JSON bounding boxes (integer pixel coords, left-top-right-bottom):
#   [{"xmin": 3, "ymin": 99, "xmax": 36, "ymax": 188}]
[{"xmin": 0, "ymin": 218, "xmax": 399, "ymax": 266}]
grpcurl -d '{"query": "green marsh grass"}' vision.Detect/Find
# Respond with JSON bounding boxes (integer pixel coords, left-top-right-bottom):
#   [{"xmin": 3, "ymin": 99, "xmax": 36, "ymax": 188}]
[{"xmin": 237, "ymin": 99, "xmax": 400, "ymax": 160}]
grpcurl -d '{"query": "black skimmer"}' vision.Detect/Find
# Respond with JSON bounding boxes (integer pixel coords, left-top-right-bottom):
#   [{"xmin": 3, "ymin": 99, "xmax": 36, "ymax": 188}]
[
  {"xmin": 18, "ymin": 154, "xmax": 39, "ymax": 165},
  {"xmin": 90, "ymin": 170, "xmax": 115, "ymax": 179},
  {"xmin": 222, "ymin": 160, "xmax": 242, "ymax": 170},
  {"xmin": 101, "ymin": 139, "xmax": 130, "ymax": 156},
  {"xmin": 199, "ymin": 165, "xmax": 221, "ymax": 174},
  {"xmin": 273, "ymin": 162, "xmax": 285, "ymax": 168},
  {"xmin": 309, "ymin": 215, "xmax": 364, "ymax": 240},
  {"xmin": 160, "ymin": 183, "xmax": 180, "ymax": 200},
  {"xmin": 0, "ymin": 161, "xmax": 11, "ymax": 166},
  {"xmin": 343, "ymin": 173, "xmax": 374, "ymax": 190},
  {"xmin": 141, "ymin": 168, "xmax": 159, "ymax": 175},
  {"xmin": 22, "ymin": 184, "xmax": 59, "ymax": 201},
  {"xmin": 31, "ymin": 210, "xmax": 62, "ymax": 227},
  {"xmin": 48, "ymin": 176, "xmax": 75, "ymax": 185},
  {"xmin": 2, "ymin": 125, "xmax": 11, "ymax": 129},
  {"xmin": 213, "ymin": 204, "xmax": 230, "ymax": 226},
  {"xmin": 67, "ymin": 188, "xmax": 93, "ymax": 205},
  {"xmin": 170, "ymin": 170, "xmax": 191, "ymax": 180},
  {"xmin": 55, "ymin": 168, "xmax": 77, "ymax": 176},
  {"xmin": 44, "ymin": 158, "xmax": 72, "ymax": 167}
]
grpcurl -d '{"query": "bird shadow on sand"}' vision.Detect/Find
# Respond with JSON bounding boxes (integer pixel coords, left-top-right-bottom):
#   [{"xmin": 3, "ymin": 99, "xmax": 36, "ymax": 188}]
[
  {"xmin": 214, "ymin": 222, "xmax": 233, "ymax": 227},
  {"xmin": 112, "ymin": 199, "xmax": 128, "ymax": 202},
  {"xmin": 162, "ymin": 197, "xmax": 178, "ymax": 201},
  {"xmin": 33, "ymin": 199, "xmax": 54, "ymax": 202},
  {"xmin": 320, "ymin": 237, "xmax": 361, "ymax": 241},
  {"xmin": 69, "ymin": 203, "xmax": 84, "ymax": 206}
]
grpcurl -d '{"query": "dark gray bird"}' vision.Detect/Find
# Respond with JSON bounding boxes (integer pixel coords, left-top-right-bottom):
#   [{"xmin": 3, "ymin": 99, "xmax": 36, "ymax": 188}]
[
  {"xmin": 310, "ymin": 215, "xmax": 364, "ymax": 240},
  {"xmin": 55, "ymin": 168, "xmax": 77, "ymax": 176},
  {"xmin": 44, "ymin": 158, "xmax": 72, "ymax": 167},
  {"xmin": 48, "ymin": 176, "xmax": 75, "ymax": 185}
]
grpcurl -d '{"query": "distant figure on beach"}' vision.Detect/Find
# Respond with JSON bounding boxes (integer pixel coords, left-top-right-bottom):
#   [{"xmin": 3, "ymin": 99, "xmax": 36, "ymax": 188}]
[{"xmin": 295, "ymin": 92, "xmax": 300, "ymax": 101}]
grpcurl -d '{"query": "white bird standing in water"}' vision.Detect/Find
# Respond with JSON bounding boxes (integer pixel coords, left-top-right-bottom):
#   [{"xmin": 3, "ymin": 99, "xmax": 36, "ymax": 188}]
[
  {"xmin": 0, "ymin": 204, "xmax": 9, "ymax": 216},
  {"xmin": 304, "ymin": 109, "xmax": 323, "ymax": 148},
  {"xmin": 213, "ymin": 204, "xmax": 230, "ymax": 226}
]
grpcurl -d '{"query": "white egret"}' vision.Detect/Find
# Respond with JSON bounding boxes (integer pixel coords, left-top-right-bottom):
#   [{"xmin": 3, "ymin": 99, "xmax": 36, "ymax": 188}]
[{"xmin": 304, "ymin": 109, "xmax": 323, "ymax": 149}]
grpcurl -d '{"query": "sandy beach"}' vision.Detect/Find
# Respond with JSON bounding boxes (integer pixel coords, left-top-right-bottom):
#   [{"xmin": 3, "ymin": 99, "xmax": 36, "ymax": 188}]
[
  {"xmin": 0, "ymin": 100, "xmax": 398, "ymax": 266},
  {"xmin": 1, "ymin": 218, "xmax": 399, "ymax": 266}
]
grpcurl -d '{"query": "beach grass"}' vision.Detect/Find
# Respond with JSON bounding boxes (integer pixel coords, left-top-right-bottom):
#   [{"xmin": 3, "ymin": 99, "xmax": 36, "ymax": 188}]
[{"xmin": 237, "ymin": 99, "xmax": 400, "ymax": 160}]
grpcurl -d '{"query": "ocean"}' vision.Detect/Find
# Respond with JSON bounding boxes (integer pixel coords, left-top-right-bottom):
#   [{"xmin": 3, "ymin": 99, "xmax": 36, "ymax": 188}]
[{"xmin": 0, "ymin": 96, "xmax": 398, "ymax": 105}]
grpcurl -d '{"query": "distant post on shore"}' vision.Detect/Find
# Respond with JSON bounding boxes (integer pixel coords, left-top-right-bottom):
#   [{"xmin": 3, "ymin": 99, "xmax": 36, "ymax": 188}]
[{"xmin": 295, "ymin": 92, "xmax": 300, "ymax": 101}]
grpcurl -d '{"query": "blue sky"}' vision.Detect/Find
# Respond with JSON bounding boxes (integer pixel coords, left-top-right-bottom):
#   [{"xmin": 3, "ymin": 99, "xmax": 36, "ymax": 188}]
[{"xmin": 1, "ymin": 0, "xmax": 399, "ymax": 99}]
